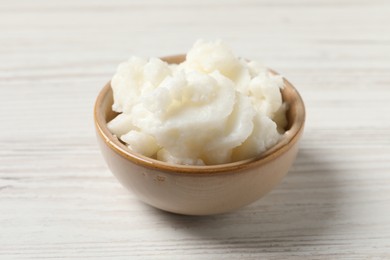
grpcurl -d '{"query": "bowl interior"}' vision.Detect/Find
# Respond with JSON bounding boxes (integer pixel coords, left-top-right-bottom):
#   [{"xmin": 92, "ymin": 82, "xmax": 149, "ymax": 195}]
[{"xmin": 94, "ymin": 55, "xmax": 305, "ymax": 173}]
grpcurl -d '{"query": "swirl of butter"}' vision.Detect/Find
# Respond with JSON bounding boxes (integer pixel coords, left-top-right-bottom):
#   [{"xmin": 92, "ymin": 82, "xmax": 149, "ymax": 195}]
[{"xmin": 108, "ymin": 40, "xmax": 286, "ymax": 165}]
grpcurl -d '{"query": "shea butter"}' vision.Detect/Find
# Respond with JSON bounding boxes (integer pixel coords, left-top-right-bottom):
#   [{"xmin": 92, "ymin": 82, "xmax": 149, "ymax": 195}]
[{"xmin": 108, "ymin": 40, "xmax": 287, "ymax": 165}]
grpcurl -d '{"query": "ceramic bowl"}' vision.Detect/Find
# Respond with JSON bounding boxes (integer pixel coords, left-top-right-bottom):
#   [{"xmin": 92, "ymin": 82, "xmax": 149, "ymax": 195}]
[{"xmin": 94, "ymin": 55, "xmax": 305, "ymax": 215}]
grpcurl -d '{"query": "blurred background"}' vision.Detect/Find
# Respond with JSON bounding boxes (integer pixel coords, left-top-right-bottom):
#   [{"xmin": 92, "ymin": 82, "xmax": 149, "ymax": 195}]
[{"xmin": 2, "ymin": 0, "xmax": 389, "ymax": 139}]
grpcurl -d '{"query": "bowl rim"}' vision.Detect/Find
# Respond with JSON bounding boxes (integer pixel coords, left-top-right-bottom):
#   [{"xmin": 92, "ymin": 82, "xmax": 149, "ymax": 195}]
[{"xmin": 94, "ymin": 55, "xmax": 305, "ymax": 174}]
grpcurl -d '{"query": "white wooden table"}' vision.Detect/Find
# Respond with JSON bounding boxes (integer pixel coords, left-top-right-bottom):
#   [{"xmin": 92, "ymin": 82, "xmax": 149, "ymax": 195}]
[{"xmin": 1, "ymin": 0, "xmax": 390, "ymax": 259}]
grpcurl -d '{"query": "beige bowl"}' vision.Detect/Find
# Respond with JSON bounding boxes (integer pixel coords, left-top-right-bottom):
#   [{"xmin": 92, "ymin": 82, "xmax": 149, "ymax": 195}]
[{"xmin": 94, "ymin": 55, "xmax": 305, "ymax": 215}]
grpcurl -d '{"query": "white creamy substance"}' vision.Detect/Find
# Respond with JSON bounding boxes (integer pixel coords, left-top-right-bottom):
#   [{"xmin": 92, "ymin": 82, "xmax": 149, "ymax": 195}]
[{"xmin": 108, "ymin": 40, "xmax": 287, "ymax": 165}]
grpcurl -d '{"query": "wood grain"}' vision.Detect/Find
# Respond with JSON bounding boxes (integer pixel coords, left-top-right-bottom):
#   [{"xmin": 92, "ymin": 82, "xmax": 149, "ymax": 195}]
[{"xmin": 1, "ymin": 0, "xmax": 390, "ymax": 259}]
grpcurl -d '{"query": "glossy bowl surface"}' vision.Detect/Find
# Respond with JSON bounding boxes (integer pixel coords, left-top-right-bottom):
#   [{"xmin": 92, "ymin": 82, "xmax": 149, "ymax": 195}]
[{"xmin": 94, "ymin": 55, "xmax": 305, "ymax": 215}]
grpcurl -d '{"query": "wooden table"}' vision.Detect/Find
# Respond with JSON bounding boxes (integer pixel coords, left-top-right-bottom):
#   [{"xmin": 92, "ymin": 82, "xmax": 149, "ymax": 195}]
[{"xmin": 1, "ymin": 0, "xmax": 390, "ymax": 258}]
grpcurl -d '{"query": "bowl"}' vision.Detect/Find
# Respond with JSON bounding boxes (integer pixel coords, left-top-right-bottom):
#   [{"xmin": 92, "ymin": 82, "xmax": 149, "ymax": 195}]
[{"xmin": 94, "ymin": 55, "xmax": 305, "ymax": 215}]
